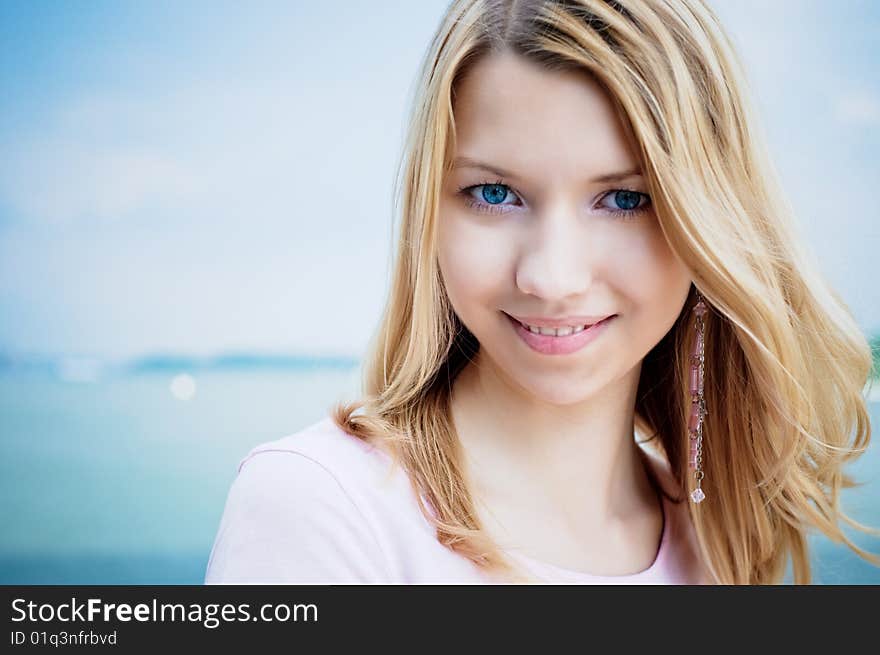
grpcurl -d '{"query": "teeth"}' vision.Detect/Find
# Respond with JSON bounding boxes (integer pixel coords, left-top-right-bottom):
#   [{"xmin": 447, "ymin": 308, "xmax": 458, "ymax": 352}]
[{"xmin": 523, "ymin": 323, "xmax": 590, "ymax": 336}]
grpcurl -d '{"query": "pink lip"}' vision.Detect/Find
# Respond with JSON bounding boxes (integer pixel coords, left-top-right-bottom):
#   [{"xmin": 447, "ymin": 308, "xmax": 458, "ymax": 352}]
[
  {"xmin": 505, "ymin": 312, "xmax": 616, "ymax": 355},
  {"xmin": 508, "ymin": 313, "xmax": 613, "ymax": 329}
]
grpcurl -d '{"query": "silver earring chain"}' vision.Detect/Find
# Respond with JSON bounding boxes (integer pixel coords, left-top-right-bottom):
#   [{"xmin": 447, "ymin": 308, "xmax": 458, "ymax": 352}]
[{"xmin": 689, "ymin": 291, "xmax": 708, "ymax": 503}]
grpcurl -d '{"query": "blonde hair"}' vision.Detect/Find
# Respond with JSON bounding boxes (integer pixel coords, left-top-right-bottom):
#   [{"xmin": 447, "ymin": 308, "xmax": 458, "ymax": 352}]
[{"xmin": 330, "ymin": 0, "xmax": 879, "ymax": 584}]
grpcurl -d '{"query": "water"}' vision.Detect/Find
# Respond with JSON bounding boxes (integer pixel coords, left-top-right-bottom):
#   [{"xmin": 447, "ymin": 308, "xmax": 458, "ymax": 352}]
[
  {"xmin": 0, "ymin": 365, "xmax": 363, "ymax": 584},
  {"xmin": 1, "ymin": 366, "xmax": 878, "ymax": 584}
]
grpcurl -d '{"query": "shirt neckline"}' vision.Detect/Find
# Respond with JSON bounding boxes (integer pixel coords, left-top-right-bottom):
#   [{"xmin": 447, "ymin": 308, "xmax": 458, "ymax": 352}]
[
  {"xmin": 326, "ymin": 415, "xmax": 677, "ymax": 582},
  {"xmin": 502, "ymin": 483, "xmax": 671, "ymax": 583}
]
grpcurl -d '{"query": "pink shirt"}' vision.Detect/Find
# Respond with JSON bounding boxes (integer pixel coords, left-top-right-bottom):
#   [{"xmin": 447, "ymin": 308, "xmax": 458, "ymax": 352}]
[{"xmin": 205, "ymin": 416, "xmax": 711, "ymax": 584}]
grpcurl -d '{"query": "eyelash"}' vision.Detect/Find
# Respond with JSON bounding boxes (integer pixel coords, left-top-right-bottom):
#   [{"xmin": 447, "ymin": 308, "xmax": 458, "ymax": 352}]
[{"xmin": 456, "ymin": 178, "xmax": 651, "ymax": 220}]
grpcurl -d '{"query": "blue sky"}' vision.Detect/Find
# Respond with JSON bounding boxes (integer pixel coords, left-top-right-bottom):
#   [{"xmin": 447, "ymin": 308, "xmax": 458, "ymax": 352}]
[{"xmin": 0, "ymin": 0, "xmax": 878, "ymax": 360}]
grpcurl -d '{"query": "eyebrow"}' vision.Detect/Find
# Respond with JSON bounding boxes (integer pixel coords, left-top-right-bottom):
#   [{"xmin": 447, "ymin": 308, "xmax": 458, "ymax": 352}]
[{"xmin": 452, "ymin": 156, "xmax": 643, "ymax": 184}]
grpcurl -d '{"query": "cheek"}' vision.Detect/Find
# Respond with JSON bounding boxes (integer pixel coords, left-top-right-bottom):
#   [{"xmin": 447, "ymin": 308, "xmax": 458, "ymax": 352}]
[
  {"xmin": 438, "ymin": 208, "xmax": 511, "ymax": 310},
  {"xmin": 611, "ymin": 222, "xmax": 691, "ymax": 319}
]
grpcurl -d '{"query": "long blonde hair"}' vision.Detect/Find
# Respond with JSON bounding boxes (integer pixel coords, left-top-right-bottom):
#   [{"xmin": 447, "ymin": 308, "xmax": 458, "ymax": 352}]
[{"xmin": 330, "ymin": 0, "xmax": 879, "ymax": 584}]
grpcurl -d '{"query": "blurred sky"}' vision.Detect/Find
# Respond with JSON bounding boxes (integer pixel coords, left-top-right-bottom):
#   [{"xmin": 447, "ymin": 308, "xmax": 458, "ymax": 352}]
[{"xmin": 0, "ymin": 0, "xmax": 878, "ymax": 360}]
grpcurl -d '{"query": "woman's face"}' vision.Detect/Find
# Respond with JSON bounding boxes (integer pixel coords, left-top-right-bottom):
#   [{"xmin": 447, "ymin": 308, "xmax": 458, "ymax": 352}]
[{"xmin": 438, "ymin": 51, "xmax": 693, "ymax": 406}]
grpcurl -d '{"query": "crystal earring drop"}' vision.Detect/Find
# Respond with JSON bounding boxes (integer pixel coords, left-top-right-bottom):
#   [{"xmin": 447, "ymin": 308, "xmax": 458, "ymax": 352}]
[{"xmin": 688, "ymin": 291, "xmax": 708, "ymax": 503}]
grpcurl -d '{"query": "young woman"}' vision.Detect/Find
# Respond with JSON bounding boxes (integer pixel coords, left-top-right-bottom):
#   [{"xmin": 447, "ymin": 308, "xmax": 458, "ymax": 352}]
[{"xmin": 205, "ymin": 0, "xmax": 878, "ymax": 584}]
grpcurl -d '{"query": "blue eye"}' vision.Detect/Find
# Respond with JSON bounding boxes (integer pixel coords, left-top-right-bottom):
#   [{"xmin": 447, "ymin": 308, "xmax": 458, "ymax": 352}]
[
  {"xmin": 459, "ymin": 181, "xmax": 520, "ymax": 212},
  {"xmin": 456, "ymin": 180, "xmax": 651, "ymax": 220},
  {"xmin": 599, "ymin": 189, "xmax": 651, "ymax": 218},
  {"xmin": 480, "ymin": 183, "xmax": 511, "ymax": 205}
]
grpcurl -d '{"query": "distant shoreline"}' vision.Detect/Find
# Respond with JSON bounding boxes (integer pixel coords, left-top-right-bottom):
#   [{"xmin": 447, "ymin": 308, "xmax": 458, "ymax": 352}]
[{"xmin": 1, "ymin": 353, "xmax": 879, "ymax": 402}]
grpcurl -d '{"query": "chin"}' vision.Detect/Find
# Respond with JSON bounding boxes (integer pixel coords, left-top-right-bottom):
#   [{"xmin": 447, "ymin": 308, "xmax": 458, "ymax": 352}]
[{"xmin": 515, "ymin": 375, "xmax": 603, "ymax": 407}]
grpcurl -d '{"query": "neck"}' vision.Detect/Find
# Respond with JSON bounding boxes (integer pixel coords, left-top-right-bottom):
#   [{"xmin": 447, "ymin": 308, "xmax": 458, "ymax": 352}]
[{"xmin": 450, "ymin": 350, "xmax": 655, "ymax": 525}]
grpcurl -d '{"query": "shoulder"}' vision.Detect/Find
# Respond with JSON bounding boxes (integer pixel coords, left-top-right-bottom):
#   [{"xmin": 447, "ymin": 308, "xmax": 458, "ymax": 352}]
[
  {"xmin": 639, "ymin": 443, "xmax": 715, "ymax": 585},
  {"xmin": 205, "ymin": 417, "xmax": 403, "ymax": 584},
  {"xmin": 236, "ymin": 415, "xmax": 393, "ymax": 478}
]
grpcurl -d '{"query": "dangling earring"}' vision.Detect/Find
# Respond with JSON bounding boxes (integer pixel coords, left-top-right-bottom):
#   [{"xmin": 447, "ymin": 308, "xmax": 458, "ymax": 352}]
[{"xmin": 688, "ymin": 289, "xmax": 708, "ymax": 503}]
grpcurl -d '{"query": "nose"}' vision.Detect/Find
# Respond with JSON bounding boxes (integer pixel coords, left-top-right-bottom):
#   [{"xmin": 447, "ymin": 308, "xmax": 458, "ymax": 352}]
[{"xmin": 515, "ymin": 204, "xmax": 597, "ymax": 303}]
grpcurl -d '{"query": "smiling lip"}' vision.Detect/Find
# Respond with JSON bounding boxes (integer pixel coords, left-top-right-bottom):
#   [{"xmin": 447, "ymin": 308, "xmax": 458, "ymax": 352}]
[
  {"xmin": 507, "ymin": 313, "xmax": 615, "ymax": 329},
  {"xmin": 505, "ymin": 312, "xmax": 616, "ymax": 355}
]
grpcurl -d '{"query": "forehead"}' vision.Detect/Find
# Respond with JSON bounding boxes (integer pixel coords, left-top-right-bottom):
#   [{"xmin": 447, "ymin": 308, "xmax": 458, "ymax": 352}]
[{"xmin": 451, "ymin": 51, "xmax": 639, "ymax": 182}]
